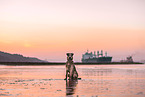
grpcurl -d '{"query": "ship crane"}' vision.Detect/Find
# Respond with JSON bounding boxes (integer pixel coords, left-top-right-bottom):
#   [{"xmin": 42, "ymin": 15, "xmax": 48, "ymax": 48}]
[
  {"xmin": 126, "ymin": 53, "xmax": 137, "ymax": 63},
  {"xmin": 126, "ymin": 56, "xmax": 133, "ymax": 63},
  {"xmin": 97, "ymin": 50, "xmax": 103, "ymax": 57}
]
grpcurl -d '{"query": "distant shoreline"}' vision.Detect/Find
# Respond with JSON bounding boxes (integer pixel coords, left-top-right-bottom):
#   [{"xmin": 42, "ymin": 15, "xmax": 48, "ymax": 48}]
[{"xmin": 0, "ymin": 62, "xmax": 143, "ymax": 66}]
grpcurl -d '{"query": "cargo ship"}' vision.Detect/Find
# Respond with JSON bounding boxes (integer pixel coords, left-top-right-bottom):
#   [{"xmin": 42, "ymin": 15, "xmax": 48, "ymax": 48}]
[{"xmin": 82, "ymin": 50, "xmax": 112, "ymax": 63}]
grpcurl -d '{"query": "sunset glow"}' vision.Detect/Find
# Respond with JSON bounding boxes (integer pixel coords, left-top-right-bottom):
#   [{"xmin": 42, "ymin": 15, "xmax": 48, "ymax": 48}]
[{"xmin": 0, "ymin": 0, "xmax": 145, "ymax": 62}]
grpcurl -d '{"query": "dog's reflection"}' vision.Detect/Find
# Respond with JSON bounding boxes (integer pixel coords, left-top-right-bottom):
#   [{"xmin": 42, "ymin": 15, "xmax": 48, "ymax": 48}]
[{"xmin": 66, "ymin": 80, "xmax": 78, "ymax": 95}]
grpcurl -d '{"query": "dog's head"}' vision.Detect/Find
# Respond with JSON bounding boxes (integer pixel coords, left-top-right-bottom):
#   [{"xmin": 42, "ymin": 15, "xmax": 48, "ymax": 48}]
[{"xmin": 66, "ymin": 53, "xmax": 74, "ymax": 61}]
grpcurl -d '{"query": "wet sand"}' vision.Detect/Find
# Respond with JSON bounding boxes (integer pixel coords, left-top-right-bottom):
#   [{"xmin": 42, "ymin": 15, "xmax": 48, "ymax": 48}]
[{"xmin": 0, "ymin": 64, "xmax": 145, "ymax": 97}]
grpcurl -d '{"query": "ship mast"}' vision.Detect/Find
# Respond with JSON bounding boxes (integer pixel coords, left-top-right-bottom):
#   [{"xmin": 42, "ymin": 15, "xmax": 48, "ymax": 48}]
[
  {"xmin": 94, "ymin": 51, "xmax": 96, "ymax": 58},
  {"xmin": 87, "ymin": 49, "xmax": 89, "ymax": 53}
]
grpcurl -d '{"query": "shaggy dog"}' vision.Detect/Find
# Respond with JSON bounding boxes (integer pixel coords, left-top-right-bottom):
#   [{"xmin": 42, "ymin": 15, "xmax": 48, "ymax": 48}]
[{"xmin": 65, "ymin": 53, "xmax": 78, "ymax": 80}]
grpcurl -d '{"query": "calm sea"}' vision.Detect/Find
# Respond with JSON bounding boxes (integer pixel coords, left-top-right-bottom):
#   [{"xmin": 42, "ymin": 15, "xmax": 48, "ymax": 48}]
[{"xmin": 0, "ymin": 64, "xmax": 145, "ymax": 97}]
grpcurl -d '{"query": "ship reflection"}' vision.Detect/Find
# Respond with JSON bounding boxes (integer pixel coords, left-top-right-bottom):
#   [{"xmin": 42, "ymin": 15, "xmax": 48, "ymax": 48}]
[{"xmin": 66, "ymin": 80, "xmax": 78, "ymax": 96}]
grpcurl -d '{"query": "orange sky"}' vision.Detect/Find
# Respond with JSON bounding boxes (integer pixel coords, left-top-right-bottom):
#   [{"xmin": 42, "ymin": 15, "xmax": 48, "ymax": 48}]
[{"xmin": 0, "ymin": 0, "xmax": 145, "ymax": 62}]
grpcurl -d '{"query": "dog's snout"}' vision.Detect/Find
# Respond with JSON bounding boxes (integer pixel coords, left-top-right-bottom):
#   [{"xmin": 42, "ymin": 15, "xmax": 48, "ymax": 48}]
[{"xmin": 69, "ymin": 57, "xmax": 72, "ymax": 60}]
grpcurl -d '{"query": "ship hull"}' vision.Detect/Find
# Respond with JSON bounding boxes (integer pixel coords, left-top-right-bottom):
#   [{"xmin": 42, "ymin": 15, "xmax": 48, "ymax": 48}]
[{"xmin": 82, "ymin": 57, "xmax": 112, "ymax": 63}]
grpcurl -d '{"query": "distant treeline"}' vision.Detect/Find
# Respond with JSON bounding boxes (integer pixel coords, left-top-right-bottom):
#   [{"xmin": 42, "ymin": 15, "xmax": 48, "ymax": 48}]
[{"xmin": 0, "ymin": 51, "xmax": 45, "ymax": 62}]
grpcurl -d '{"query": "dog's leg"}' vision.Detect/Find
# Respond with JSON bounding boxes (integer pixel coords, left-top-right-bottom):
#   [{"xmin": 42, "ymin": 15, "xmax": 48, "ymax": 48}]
[
  {"xmin": 66, "ymin": 70, "xmax": 69, "ymax": 81},
  {"xmin": 69, "ymin": 65, "xmax": 74, "ymax": 80},
  {"xmin": 73, "ymin": 65, "xmax": 78, "ymax": 79}
]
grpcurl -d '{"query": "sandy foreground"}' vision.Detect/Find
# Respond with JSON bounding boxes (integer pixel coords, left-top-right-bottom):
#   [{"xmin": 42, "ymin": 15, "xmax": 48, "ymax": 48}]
[{"xmin": 0, "ymin": 65, "xmax": 145, "ymax": 97}]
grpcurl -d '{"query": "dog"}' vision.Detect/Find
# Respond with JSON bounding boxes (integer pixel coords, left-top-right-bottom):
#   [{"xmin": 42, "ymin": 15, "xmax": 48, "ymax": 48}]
[{"xmin": 65, "ymin": 53, "xmax": 78, "ymax": 80}]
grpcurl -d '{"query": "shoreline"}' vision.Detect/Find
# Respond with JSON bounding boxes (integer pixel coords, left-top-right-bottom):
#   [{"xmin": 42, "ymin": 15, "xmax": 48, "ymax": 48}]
[{"xmin": 0, "ymin": 62, "xmax": 143, "ymax": 66}]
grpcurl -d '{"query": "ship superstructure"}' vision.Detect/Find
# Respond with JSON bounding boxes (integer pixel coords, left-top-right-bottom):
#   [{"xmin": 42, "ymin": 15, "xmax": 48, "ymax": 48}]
[{"xmin": 82, "ymin": 50, "xmax": 112, "ymax": 63}]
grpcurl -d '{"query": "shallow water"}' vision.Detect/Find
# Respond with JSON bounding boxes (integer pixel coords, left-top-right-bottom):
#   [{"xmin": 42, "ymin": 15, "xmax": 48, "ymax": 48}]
[{"xmin": 0, "ymin": 64, "xmax": 145, "ymax": 97}]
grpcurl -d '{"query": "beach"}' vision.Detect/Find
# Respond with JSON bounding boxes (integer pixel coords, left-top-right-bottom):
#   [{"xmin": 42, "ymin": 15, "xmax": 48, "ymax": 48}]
[{"xmin": 0, "ymin": 64, "xmax": 145, "ymax": 97}]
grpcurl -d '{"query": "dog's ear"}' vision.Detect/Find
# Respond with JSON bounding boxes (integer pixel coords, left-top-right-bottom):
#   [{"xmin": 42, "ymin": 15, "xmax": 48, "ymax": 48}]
[
  {"xmin": 66, "ymin": 53, "xmax": 69, "ymax": 56},
  {"xmin": 71, "ymin": 53, "xmax": 74, "ymax": 56}
]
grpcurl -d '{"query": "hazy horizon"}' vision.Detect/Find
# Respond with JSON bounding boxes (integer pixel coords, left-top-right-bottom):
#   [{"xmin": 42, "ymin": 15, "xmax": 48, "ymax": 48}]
[{"xmin": 0, "ymin": 0, "xmax": 145, "ymax": 62}]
